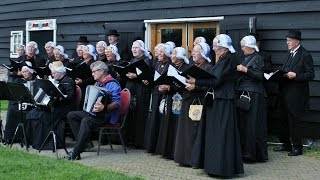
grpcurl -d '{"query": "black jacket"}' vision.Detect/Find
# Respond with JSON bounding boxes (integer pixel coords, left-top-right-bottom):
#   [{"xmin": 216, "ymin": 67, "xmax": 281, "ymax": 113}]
[
  {"xmin": 237, "ymin": 52, "xmax": 266, "ymax": 96},
  {"xmin": 280, "ymin": 46, "xmax": 314, "ymax": 112},
  {"xmin": 196, "ymin": 52, "xmax": 238, "ymax": 99}
]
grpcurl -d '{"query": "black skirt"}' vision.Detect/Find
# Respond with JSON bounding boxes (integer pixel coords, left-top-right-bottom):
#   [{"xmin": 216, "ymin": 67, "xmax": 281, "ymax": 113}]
[
  {"xmin": 238, "ymin": 91, "xmax": 268, "ymax": 162},
  {"xmin": 204, "ymin": 99, "xmax": 244, "ymax": 177}
]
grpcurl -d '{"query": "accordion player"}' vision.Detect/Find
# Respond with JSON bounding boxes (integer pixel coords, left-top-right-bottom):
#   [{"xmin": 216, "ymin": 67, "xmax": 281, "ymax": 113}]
[{"xmin": 83, "ymin": 85, "xmax": 112, "ymax": 116}]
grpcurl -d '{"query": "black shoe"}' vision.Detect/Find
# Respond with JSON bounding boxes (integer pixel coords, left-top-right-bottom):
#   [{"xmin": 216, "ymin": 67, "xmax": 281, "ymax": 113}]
[
  {"xmin": 273, "ymin": 144, "xmax": 292, "ymax": 152},
  {"xmin": 288, "ymin": 148, "xmax": 302, "ymax": 156},
  {"xmin": 64, "ymin": 151, "xmax": 81, "ymax": 160}
]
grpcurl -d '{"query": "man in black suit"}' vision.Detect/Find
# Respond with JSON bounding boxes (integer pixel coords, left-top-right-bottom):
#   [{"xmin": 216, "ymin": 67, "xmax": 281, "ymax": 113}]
[
  {"xmin": 107, "ymin": 29, "xmax": 132, "ymax": 61},
  {"xmin": 273, "ymin": 30, "xmax": 314, "ymax": 156}
]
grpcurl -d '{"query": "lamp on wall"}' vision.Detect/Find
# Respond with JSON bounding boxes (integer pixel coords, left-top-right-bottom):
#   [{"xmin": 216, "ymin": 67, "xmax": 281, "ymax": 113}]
[{"xmin": 249, "ymin": 17, "xmax": 256, "ymax": 34}]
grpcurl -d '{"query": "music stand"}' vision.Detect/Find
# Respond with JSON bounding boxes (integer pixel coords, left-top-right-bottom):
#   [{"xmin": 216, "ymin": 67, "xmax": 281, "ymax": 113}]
[
  {"xmin": 0, "ymin": 81, "xmax": 34, "ymax": 151},
  {"xmin": 35, "ymin": 79, "xmax": 69, "ymax": 156}
]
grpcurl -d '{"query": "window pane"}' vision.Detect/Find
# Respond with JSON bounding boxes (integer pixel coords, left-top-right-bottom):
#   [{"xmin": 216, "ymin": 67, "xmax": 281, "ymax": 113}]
[
  {"xmin": 161, "ymin": 29, "xmax": 182, "ymax": 47},
  {"xmin": 193, "ymin": 28, "xmax": 216, "ymax": 47}
]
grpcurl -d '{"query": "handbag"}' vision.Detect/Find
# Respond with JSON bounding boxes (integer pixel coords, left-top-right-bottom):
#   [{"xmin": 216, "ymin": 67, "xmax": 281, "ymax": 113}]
[
  {"xmin": 188, "ymin": 98, "xmax": 203, "ymax": 121},
  {"xmin": 204, "ymin": 87, "xmax": 215, "ymax": 105},
  {"xmin": 236, "ymin": 91, "xmax": 251, "ymax": 111},
  {"xmin": 172, "ymin": 93, "xmax": 182, "ymax": 115}
]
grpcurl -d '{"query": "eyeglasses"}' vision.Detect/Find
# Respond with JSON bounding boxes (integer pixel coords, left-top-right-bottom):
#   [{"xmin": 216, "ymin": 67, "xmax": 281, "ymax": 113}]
[{"xmin": 92, "ymin": 69, "xmax": 101, "ymax": 74}]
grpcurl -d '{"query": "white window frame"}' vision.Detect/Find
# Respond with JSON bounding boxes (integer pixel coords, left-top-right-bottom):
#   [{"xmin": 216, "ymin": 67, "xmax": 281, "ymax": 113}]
[
  {"xmin": 10, "ymin": 31, "xmax": 23, "ymax": 58},
  {"xmin": 25, "ymin": 19, "xmax": 57, "ymax": 44}
]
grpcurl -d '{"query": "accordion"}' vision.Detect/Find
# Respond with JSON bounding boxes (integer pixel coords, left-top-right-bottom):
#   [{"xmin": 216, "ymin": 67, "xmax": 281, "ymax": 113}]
[{"xmin": 83, "ymin": 85, "xmax": 112, "ymax": 116}]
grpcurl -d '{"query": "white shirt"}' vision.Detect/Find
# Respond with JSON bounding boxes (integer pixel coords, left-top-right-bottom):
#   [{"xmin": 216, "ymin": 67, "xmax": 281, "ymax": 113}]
[{"xmin": 290, "ymin": 45, "xmax": 300, "ymax": 57}]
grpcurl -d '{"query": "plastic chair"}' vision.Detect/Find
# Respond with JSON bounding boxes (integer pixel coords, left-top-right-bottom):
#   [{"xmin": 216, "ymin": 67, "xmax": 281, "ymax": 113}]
[{"xmin": 97, "ymin": 88, "xmax": 131, "ymax": 155}]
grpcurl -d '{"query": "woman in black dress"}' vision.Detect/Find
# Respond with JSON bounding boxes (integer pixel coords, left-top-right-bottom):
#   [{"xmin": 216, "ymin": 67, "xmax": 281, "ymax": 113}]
[
  {"xmin": 26, "ymin": 61, "xmax": 76, "ymax": 150},
  {"xmin": 44, "ymin": 41, "xmax": 56, "ymax": 67},
  {"xmin": 96, "ymin": 41, "xmax": 108, "ymax": 63},
  {"xmin": 174, "ymin": 42, "xmax": 213, "ymax": 166},
  {"xmin": 144, "ymin": 43, "xmax": 171, "ymax": 153},
  {"xmin": 236, "ymin": 35, "xmax": 268, "ymax": 163},
  {"xmin": 3, "ymin": 61, "xmax": 36, "ymax": 145},
  {"xmin": 53, "ymin": 45, "xmax": 70, "ymax": 68},
  {"xmin": 125, "ymin": 40, "xmax": 152, "ymax": 148},
  {"xmin": 188, "ymin": 34, "xmax": 244, "ymax": 177},
  {"xmin": 155, "ymin": 47, "xmax": 190, "ymax": 159},
  {"xmin": 105, "ymin": 44, "xmax": 126, "ymax": 88}
]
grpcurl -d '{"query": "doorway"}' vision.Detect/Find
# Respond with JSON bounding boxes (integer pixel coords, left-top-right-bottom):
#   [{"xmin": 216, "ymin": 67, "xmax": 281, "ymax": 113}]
[{"xmin": 149, "ymin": 22, "xmax": 219, "ymax": 58}]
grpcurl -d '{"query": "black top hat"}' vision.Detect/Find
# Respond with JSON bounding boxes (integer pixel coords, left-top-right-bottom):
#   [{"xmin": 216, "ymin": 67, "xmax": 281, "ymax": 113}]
[
  {"xmin": 78, "ymin": 36, "xmax": 89, "ymax": 43},
  {"xmin": 107, "ymin": 29, "xmax": 120, "ymax": 37},
  {"xmin": 286, "ymin": 30, "xmax": 301, "ymax": 40}
]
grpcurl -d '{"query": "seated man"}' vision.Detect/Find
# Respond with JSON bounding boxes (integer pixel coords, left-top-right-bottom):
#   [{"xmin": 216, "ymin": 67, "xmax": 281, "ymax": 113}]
[{"xmin": 66, "ymin": 61, "xmax": 121, "ymax": 160}]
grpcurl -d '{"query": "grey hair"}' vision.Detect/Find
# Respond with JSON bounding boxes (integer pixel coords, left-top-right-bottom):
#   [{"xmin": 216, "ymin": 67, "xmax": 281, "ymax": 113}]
[
  {"xmin": 90, "ymin": 61, "xmax": 109, "ymax": 75},
  {"xmin": 17, "ymin": 44, "xmax": 25, "ymax": 50}
]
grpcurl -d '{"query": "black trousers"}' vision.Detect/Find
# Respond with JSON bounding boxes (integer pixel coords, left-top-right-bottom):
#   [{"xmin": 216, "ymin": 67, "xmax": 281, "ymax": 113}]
[
  {"xmin": 278, "ymin": 94, "xmax": 304, "ymax": 149},
  {"xmin": 67, "ymin": 111, "xmax": 106, "ymax": 156}
]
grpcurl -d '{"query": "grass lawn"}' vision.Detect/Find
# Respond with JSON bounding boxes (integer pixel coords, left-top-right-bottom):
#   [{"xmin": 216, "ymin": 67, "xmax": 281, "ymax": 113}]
[
  {"xmin": 0, "ymin": 100, "xmax": 8, "ymax": 110},
  {"xmin": 0, "ymin": 146, "xmax": 141, "ymax": 180},
  {"xmin": 304, "ymin": 147, "xmax": 320, "ymax": 159}
]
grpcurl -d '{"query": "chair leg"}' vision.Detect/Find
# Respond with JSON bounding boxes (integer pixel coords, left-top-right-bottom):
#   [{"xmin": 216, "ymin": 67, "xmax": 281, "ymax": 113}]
[
  {"xmin": 106, "ymin": 134, "xmax": 113, "ymax": 150},
  {"xmin": 118, "ymin": 130, "xmax": 127, "ymax": 154},
  {"xmin": 97, "ymin": 129, "xmax": 102, "ymax": 155}
]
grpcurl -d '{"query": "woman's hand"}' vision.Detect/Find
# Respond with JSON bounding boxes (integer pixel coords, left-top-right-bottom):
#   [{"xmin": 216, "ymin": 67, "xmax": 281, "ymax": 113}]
[
  {"xmin": 75, "ymin": 78, "xmax": 83, "ymax": 85},
  {"xmin": 126, "ymin": 72, "xmax": 137, "ymax": 79},
  {"xmin": 186, "ymin": 75, "xmax": 196, "ymax": 84},
  {"xmin": 237, "ymin": 64, "xmax": 248, "ymax": 73},
  {"xmin": 159, "ymin": 85, "xmax": 170, "ymax": 92},
  {"xmin": 185, "ymin": 83, "xmax": 195, "ymax": 91}
]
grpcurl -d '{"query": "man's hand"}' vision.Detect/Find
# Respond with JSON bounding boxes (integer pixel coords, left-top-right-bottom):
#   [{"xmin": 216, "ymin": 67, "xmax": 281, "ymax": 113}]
[
  {"xmin": 284, "ymin": 71, "xmax": 296, "ymax": 79},
  {"xmin": 93, "ymin": 102, "xmax": 105, "ymax": 112}
]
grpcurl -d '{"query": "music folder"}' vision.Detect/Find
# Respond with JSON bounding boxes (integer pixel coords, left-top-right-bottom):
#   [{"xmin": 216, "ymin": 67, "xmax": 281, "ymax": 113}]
[
  {"xmin": 66, "ymin": 62, "xmax": 88, "ymax": 80},
  {"xmin": 180, "ymin": 65, "xmax": 213, "ymax": 79},
  {"xmin": 0, "ymin": 81, "xmax": 34, "ymax": 103},
  {"xmin": 35, "ymin": 79, "xmax": 67, "ymax": 99},
  {"xmin": 2, "ymin": 59, "xmax": 24, "ymax": 72},
  {"xmin": 34, "ymin": 66, "xmax": 52, "ymax": 77},
  {"xmin": 167, "ymin": 65, "xmax": 187, "ymax": 89},
  {"xmin": 112, "ymin": 60, "xmax": 152, "ymax": 79},
  {"xmin": 264, "ymin": 70, "xmax": 286, "ymax": 81}
]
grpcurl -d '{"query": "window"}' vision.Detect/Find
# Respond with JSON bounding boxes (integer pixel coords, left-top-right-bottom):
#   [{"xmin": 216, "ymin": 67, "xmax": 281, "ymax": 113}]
[{"xmin": 10, "ymin": 31, "xmax": 23, "ymax": 58}]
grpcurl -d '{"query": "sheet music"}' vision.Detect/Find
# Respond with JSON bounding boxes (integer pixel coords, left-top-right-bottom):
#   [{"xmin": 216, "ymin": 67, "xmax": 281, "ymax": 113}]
[{"xmin": 167, "ymin": 65, "xmax": 187, "ymax": 85}]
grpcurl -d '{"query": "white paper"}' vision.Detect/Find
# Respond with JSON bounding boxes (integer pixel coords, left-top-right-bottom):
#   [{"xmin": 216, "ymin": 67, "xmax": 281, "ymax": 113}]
[
  {"xmin": 136, "ymin": 67, "xmax": 142, "ymax": 75},
  {"xmin": 154, "ymin": 71, "xmax": 161, "ymax": 81},
  {"xmin": 264, "ymin": 73, "xmax": 272, "ymax": 80},
  {"xmin": 264, "ymin": 70, "xmax": 279, "ymax": 80},
  {"xmin": 167, "ymin": 65, "xmax": 187, "ymax": 85}
]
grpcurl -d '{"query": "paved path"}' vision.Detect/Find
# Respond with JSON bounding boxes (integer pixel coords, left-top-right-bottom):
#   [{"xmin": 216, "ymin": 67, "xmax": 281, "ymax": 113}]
[{"xmin": 2, "ymin": 111, "xmax": 320, "ymax": 179}]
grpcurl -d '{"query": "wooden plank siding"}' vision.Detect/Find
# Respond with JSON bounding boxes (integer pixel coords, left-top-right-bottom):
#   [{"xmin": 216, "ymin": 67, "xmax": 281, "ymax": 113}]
[{"xmin": 0, "ymin": 0, "xmax": 319, "ymax": 118}]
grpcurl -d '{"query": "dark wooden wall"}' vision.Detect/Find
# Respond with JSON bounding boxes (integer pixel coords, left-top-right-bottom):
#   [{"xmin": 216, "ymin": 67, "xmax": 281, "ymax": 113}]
[{"xmin": 0, "ymin": 0, "xmax": 319, "ymax": 129}]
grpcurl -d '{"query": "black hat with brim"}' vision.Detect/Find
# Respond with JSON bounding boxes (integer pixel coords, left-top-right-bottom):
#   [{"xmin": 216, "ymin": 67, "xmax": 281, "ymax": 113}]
[
  {"xmin": 78, "ymin": 36, "xmax": 89, "ymax": 43},
  {"xmin": 286, "ymin": 30, "xmax": 301, "ymax": 40},
  {"xmin": 107, "ymin": 29, "xmax": 120, "ymax": 37}
]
